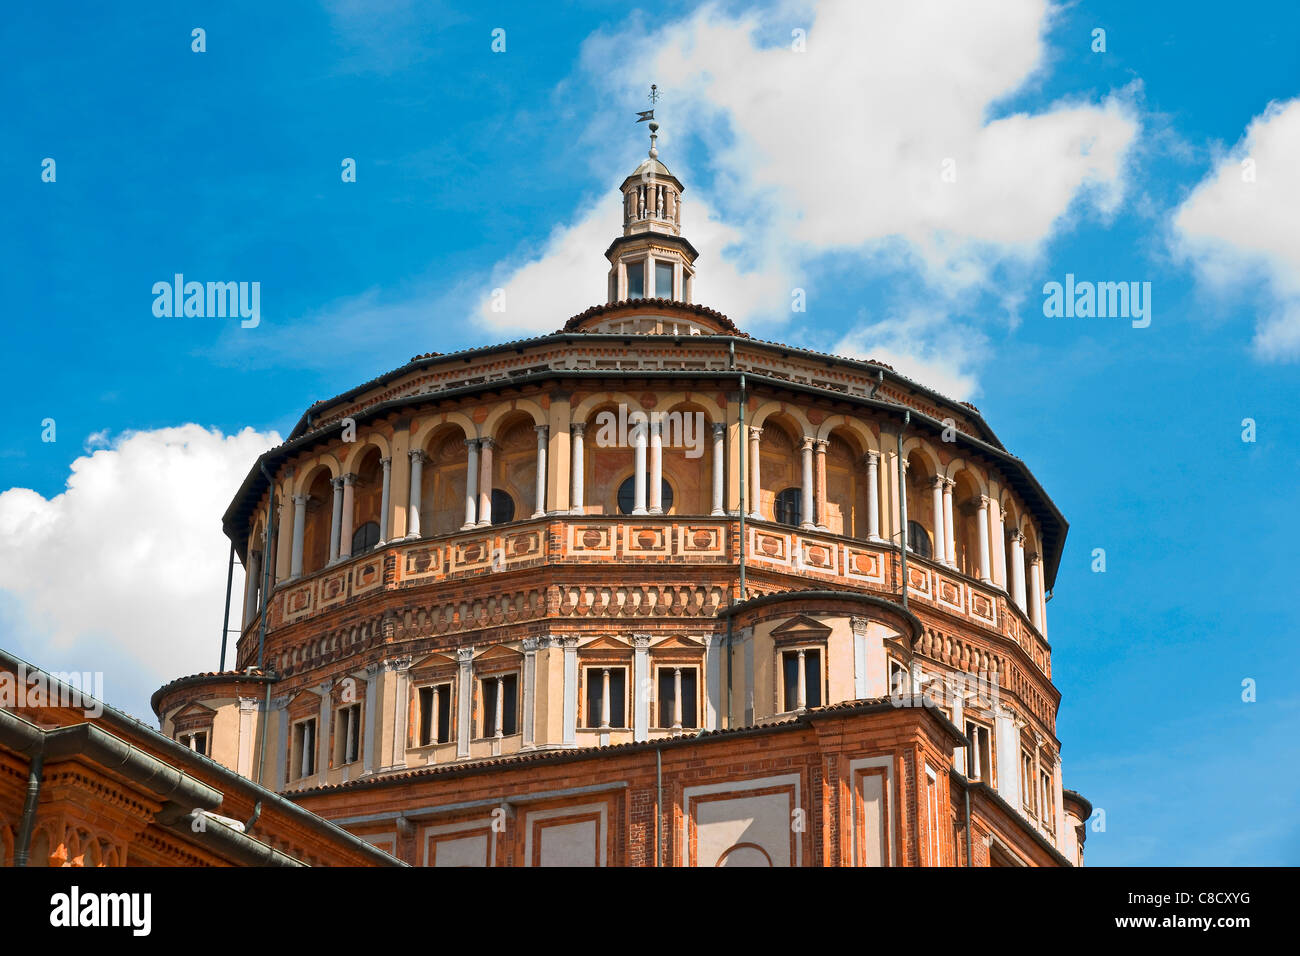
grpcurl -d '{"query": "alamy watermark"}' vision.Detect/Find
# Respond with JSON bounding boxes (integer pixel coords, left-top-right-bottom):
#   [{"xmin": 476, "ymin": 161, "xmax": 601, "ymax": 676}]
[
  {"xmin": 0, "ymin": 664, "xmax": 104, "ymax": 718},
  {"xmin": 593, "ymin": 404, "xmax": 705, "ymax": 459},
  {"xmin": 1042, "ymin": 273, "xmax": 1151, "ymax": 328},
  {"xmin": 152, "ymin": 274, "xmax": 260, "ymax": 328}
]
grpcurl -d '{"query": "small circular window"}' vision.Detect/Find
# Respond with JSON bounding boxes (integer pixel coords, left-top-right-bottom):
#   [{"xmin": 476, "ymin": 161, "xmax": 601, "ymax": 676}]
[
  {"xmin": 774, "ymin": 487, "xmax": 802, "ymax": 527},
  {"xmin": 350, "ymin": 521, "xmax": 380, "ymax": 555},
  {"xmin": 617, "ymin": 476, "xmax": 674, "ymax": 515},
  {"xmin": 907, "ymin": 520, "xmax": 931, "ymax": 558},
  {"xmin": 490, "ymin": 489, "xmax": 515, "ymax": 525}
]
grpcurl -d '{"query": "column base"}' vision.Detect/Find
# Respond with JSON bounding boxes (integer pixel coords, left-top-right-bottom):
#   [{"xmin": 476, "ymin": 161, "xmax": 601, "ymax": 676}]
[
  {"xmin": 531, "ymin": 510, "xmax": 545, "ymax": 519},
  {"xmin": 648, "ymin": 507, "xmax": 663, "ymax": 515},
  {"xmin": 632, "ymin": 508, "xmax": 648, "ymax": 516},
  {"xmin": 710, "ymin": 509, "xmax": 726, "ymax": 517}
]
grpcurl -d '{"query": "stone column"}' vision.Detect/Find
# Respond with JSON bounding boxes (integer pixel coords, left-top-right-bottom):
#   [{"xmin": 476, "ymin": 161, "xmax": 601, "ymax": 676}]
[
  {"xmin": 672, "ymin": 668, "xmax": 683, "ymax": 730},
  {"xmin": 632, "ymin": 416, "xmax": 648, "ymax": 515},
  {"xmin": 561, "ymin": 638, "xmax": 578, "ymax": 746},
  {"xmin": 406, "ymin": 450, "xmax": 425, "ymax": 539},
  {"xmin": 1028, "ymin": 553, "xmax": 1044, "ymax": 633},
  {"xmin": 522, "ymin": 637, "xmax": 540, "ymax": 748},
  {"xmin": 991, "ymin": 497, "xmax": 1008, "ymax": 588},
  {"xmin": 463, "ymin": 439, "xmax": 479, "ymax": 529},
  {"xmin": 633, "ymin": 635, "xmax": 650, "ymax": 743},
  {"xmin": 599, "ymin": 668, "xmax": 611, "ymax": 729},
  {"xmin": 377, "ymin": 457, "xmax": 392, "ymax": 545},
  {"xmin": 748, "ymin": 426, "xmax": 763, "ymax": 519},
  {"xmin": 533, "ymin": 425, "xmax": 548, "ymax": 518},
  {"xmin": 290, "ymin": 494, "xmax": 308, "ymax": 578},
  {"xmin": 1009, "ymin": 532, "xmax": 1027, "ymax": 612},
  {"xmin": 476, "ymin": 438, "xmax": 495, "ymax": 527},
  {"xmin": 865, "ymin": 452, "xmax": 881, "ymax": 541},
  {"xmin": 243, "ymin": 550, "xmax": 261, "ymax": 625},
  {"xmin": 710, "ymin": 422, "xmax": 726, "ymax": 516},
  {"xmin": 648, "ymin": 415, "xmax": 663, "ymax": 514},
  {"xmin": 800, "ymin": 437, "xmax": 815, "ymax": 530},
  {"xmin": 813, "ymin": 439, "xmax": 828, "ymax": 530},
  {"xmin": 337, "ymin": 474, "xmax": 356, "ymax": 561},
  {"xmin": 493, "ymin": 675, "xmax": 505, "ymax": 739},
  {"xmin": 570, "ymin": 423, "xmax": 586, "ymax": 515},
  {"xmin": 795, "ymin": 648, "xmax": 807, "ymax": 711},
  {"xmin": 456, "ymin": 647, "xmax": 474, "ymax": 758},
  {"xmin": 977, "ymin": 496, "xmax": 993, "ymax": 583},
  {"xmin": 930, "ymin": 477, "xmax": 946, "ymax": 563},
  {"xmin": 942, "ymin": 477, "xmax": 956, "ymax": 567},
  {"xmin": 328, "ymin": 477, "xmax": 344, "ymax": 564}
]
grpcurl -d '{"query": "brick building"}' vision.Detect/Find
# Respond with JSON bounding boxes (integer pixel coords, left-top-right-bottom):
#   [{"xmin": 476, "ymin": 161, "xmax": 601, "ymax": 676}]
[{"xmin": 149, "ymin": 122, "xmax": 1090, "ymax": 867}]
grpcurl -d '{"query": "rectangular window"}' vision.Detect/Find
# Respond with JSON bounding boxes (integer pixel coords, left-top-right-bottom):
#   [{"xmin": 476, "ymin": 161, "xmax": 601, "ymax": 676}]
[
  {"xmin": 291, "ymin": 718, "xmax": 317, "ymax": 780},
  {"xmin": 177, "ymin": 731, "xmax": 208, "ymax": 755},
  {"xmin": 1039, "ymin": 769, "xmax": 1054, "ymax": 828},
  {"xmin": 655, "ymin": 260, "xmax": 674, "ymax": 299},
  {"xmin": 888, "ymin": 659, "xmax": 908, "ymax": 698},
  {"xmin": 965, "ymin": 720, "xmax": 992, "ymax": 783},
  {"xmin": 926, "ymin": 766, "xmax": 942, "ymax": 866},
  {"xmin": 1021, "ymin": 751, "xmax": 1035, "ymax": 815},
  {"xmin": 418, "ymin": 683, "xmax": 453, "ymax": 746},
  {"xmin": 480, "ymin": 673, "xmax": 519, "ymax": 737},
  {"xmin": 583, "ymin": 666, "xmax": 627, "ymax": 729},
  {"xmin": 626, "ymin": 261, "xmax": 645, "ymax": 299},
  {"xmin": 781, "ymin": 648, "xmax": 823, "ymax": 711},
  {"xmin": 655, "ymin": 666, "xmax": 699, "ymax": 729},
  {"xmin": 334, "ymin": 704, "xmax": 361, "ymax": 766}
]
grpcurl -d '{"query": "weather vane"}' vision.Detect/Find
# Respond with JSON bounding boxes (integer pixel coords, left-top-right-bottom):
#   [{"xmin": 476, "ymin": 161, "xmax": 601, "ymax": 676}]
[{"xmin": 636, "ymin": 84, "xmax": 661, "ymax": 157}]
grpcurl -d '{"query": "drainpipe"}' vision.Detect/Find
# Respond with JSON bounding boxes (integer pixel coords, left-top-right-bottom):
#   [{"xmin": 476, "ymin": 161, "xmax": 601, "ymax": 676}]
[
  {"xmin": 219, "ymin": 539, "xmax": 235, "ymax": 671},
  {"xmin": 964, "ymin": 784, "xmax": 973, "ymax": 867},
  {"xmin": 897, "ymin": 411, "xmax": 910, "ymax": 611},
  {"xmin": 254, "ymin": 462, "xmax": 277, "ymax": 787},
  {"xmin": 656, "ymin": 747, "xmax": 664, "ymax": 867},
  {"xmin": 14, "ymin": 749, "xmax": 44, "ymax": 867}
]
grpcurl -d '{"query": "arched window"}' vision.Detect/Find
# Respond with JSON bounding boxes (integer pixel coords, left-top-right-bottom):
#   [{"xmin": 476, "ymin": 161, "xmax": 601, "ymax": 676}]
[
  {"xmin": 907, "ymin": 520, "xmax": 931, "ymax": 559},
  {"xmin": 774, "ymin": 487, "xmax": 802, "ymax": 527},
  {"xmin": 617, "ymin": 477, "xmax": 674, "ymax": 515},
  {"xmin": 490, "ymin": 489, "xmax": 515, "ymax": 525},
  {"xmin": 351, "ymin": 521, "xmax": 380, "ymax": 556}
]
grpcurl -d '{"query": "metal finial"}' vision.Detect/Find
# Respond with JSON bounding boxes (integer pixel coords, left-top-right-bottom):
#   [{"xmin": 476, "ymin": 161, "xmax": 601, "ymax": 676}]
[{"xmin": 648, "ymin": 83, "xmax": 661, "ymax": 104}]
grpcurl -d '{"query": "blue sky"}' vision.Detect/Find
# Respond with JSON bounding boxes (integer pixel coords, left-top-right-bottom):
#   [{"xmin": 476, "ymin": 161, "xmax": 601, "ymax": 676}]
[{"xmin": 1, "ymin": 1, "xmax": 1297, "ymax": 865}]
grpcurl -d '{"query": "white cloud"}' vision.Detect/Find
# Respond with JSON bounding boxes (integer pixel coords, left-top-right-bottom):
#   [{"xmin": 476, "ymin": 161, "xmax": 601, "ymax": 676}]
[
  {"xmin": 479, "ymin": 0, "xmax": 1139, "ymax": 387},
  {"xmin": 832, "ymin": 308, "xmax": 988, "ymax": 402},
  {"xmin": 0, "ymin": 425, "xmax": 279, "ymax": 722},
  {"xmin": 1172, "ymin": 98, "xmax": 1300, "ymax": 360}
]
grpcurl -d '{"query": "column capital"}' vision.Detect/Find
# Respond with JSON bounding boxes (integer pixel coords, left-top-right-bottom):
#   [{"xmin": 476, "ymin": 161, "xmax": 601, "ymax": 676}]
[
  {"xmin": 476, "ymin": 437, "xmax": 496, "ymax": 451},
  {"xmin": 1010, "ymin": 530, "xmax": 1025, "ymax": 545},
  {"xmin": 456, "ymin": 646, "xmax": 475, "ymax": 664},
  {"xmin": 632, "ymin": 634, "xmax": 652, "ymax": 649},
  {"xmin": 813, "ymin": 438, "xmax": 828, "ymax": 452},
  {"xmin": 522, "ymin": 636, "xmax": 541, "ymax": 652},
  {"xmin": 711, "ymin": 421, "xmax": 726, "ymax": 437},
  {"xmin": 570, "ymin": 422, "xmax": 586, "ymax": 436},
  {"xmin": 863, "ymin": 450, "xmax": 880, "ymax": 467},
  {"xmin": 534, "ymin": 424, "xmax": 549, "ymax": 438},
  {"xmin": 379, "ymin": 456, "xmax": 391, "ymax": 469},
  {"xmin": 978, "ymin": 494, "xmax": 992, "ymax": 507},
  {"xmin": 1027, "ymin": 551, "xmax": 1042, "ymax": 563},
  {"xmin": 340, "ymin": 472, "xmax": 357, "ymax": 486},
  {"xmin": 932, "ymin": 474, "xmax": 947, "ymax": 488},
  {"xmin": 801, "ymin": 436, "xmax": 815, "ymax": 450},
  {"xmin": 409, "ymin": 449, "xmax": 427, "ymax": 463},
  {"xmin": 749, "ymin": 426, "xmax": 763, "ymax": 440},
  {"xmin": 292, "ymin": 493, "xmax": 310, "ymax": 506}
]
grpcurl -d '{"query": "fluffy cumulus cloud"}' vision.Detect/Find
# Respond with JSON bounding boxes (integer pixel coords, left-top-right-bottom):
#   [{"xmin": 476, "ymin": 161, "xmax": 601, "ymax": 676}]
[
  {"xmin": 1172, "ymin": 98, "xmax": 1300, "ymax": 361},
  {"xmin": 833, "ymin": 309, "xmax": 989, "ymax": 402},
  {"xmin": 0, "ymin": 425, "xmax": 279, "ymax": 721},
  {"xmin": 478, "ymin": 0, "xmax": 1139, "ymax": 393}
]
